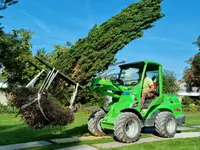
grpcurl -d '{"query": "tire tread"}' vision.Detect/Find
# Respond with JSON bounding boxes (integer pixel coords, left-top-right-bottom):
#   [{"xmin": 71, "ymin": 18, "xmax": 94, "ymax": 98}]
[
  {"xmin": 155, "ymin": 111, "xmax": 177, "ymax": 138},
  {"xmin": 114, "ymin": 112, "xmax": 141, "ymax": 143}
]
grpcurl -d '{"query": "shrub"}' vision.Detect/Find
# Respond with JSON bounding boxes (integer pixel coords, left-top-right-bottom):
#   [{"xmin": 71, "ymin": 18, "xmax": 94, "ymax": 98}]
[
  {"xmin": 0, "ymin": 103, "xmax": 18, "ymax": 114},
  {"xmin": 182, "ymin": 96, "xmax": 195, "ymax": 105},
  {"xmin": 182, "ymin": 96, "xmax": 200, "ymax": 112}
]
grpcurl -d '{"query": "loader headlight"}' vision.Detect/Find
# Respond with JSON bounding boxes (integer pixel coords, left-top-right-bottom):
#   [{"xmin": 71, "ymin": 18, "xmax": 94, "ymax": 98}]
[
  {"xmin": 133, "ymin": 93, "xmax": 137, "ymax": 100},
  {"xmin": 130, "ymin": 101, "xmax": 139, "ymax": 108}
]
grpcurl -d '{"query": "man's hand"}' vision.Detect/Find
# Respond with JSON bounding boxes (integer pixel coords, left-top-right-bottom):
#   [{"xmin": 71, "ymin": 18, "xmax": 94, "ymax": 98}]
[{"xmin": 143, "ymin": 84, "xmax": 155, "ymax": 94}]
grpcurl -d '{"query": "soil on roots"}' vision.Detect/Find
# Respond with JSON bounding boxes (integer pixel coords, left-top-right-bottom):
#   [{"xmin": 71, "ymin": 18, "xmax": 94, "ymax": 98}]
[{"xmin": 11, "ymin": 87, "xmax": 74, "ymax": 129}]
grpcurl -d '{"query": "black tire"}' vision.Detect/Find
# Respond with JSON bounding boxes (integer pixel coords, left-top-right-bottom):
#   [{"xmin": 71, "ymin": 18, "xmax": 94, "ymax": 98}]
[
  {"xmin": 155, "ymin": 111, "xmax": 177, "ymax": 138},
  {"xmin": 88, "ymin": 110, "xmax": 106, "ymax": 136},
  {"xmin": 114, "ymin": 112, "xmax": 141, "ymax": 143}
]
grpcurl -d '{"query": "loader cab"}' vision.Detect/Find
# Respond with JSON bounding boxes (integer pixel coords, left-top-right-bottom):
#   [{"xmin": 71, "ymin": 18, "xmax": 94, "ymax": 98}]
[{"xmin": 119, "ymin": 61, "xmax": 163, "ymax": 108}]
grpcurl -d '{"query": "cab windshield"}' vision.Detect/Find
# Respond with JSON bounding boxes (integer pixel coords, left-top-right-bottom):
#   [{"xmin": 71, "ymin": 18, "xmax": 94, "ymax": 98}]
[{"xmin": 118, "ymin": 67, "xmax": 141, "ymax": 85}]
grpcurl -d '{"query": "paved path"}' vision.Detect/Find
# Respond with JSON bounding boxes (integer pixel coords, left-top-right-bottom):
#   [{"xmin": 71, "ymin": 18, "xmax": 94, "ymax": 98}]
[
  {"xmin": 94, "ymin": 132, "xmax": 200, "ymax": 149},
  {"xmin": 51, "ymin": 135, "xmax": 112, "ymax": 144},
  {"xmin": 190, "ymin": 125, "xmax": 200, "ymax": 128},
  {"xmin": 177, "ymin": 126, "xmax": 196, "ymax": 131},
  {"xmin": 0, "ymin": 135, "xmax": 112, "ymax": 150},
  {"xmin": 0, "ymin": 141, "xmax": 50, "ymax": 150},
  {"xmin": 56, "ymin": 145, "xmax": 98, "ymax": 150},
  {"xmin": 0, "ymin": 129, "xmax": 200, "ymax": 150}
]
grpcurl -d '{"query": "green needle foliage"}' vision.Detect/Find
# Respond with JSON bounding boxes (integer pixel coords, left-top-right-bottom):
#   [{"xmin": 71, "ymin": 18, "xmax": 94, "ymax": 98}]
[{"xmin": 56, "ymin": 0, "xmax": 164, "ymax": 86}]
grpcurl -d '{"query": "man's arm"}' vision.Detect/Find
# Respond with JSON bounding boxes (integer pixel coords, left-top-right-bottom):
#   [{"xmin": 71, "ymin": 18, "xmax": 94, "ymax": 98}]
[
  {"xmin": 144, "ymin": 84, "xmax": 155, "ymax": 93},
  {"xmin": 143, "ymin": 78, "xmax": 155, "ymax": 93}
]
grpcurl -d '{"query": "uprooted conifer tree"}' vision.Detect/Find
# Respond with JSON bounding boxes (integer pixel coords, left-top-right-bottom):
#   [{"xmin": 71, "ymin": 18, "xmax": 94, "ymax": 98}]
[{"xmin": 56, "ymin": 0, "xmax": 164, "ymax": 86}]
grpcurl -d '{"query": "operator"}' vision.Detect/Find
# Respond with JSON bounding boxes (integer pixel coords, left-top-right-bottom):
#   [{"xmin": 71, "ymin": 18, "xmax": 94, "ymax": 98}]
[{"xmin": 140, "ymin": 72, "xmax": 155, "ymax": 110}]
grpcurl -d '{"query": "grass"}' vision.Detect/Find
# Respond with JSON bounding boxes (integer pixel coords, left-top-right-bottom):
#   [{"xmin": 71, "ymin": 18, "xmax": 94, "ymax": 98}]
[
  {"xmin": 0, "ymin": 111, "xmax": 200, "ymax": 148},
  {"xmin": 184, "ymin": 112, "xmax": 200, "ymax": 126},
  {"xmin": 104, "ymin": 137, "xmax": 200, "ymax": 150},
  {"xmin": 0, "ymin": 112, "xmax": 90, "ymax": 145}
]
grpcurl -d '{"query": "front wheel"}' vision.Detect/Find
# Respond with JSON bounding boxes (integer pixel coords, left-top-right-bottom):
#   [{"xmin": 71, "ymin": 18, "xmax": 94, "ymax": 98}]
[
  {"xmin": 114, "ymin": 112, "xmax": 141, "ymax": 143},
  {"xmin": 88, "ymin": 110, "xmax": 106, "ymax": 136},
  {"xmin": 155, "ymin": 111, "xmax": 177, "ymax": 138}
]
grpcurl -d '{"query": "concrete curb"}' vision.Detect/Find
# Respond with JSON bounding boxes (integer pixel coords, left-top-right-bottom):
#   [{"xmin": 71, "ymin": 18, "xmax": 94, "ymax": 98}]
[
  {"xmin": 56, "ymin": 144, "xmax": 98, "ymax": 150},
  {"xmin": 0, "ymin": 141, "xmax": 51, "ymax": 150},
  {"xmin": 50, "ymin": 135, "xmax": 112, "ymax": 144}
]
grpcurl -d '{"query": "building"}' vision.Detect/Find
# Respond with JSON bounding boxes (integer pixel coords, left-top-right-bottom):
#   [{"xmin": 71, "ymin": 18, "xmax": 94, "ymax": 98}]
[
  {"xmin": 177, "ymin": 82, "xmax": 200, "ymax": 97},
  {"xmin": 0, "ymin": 65, "xmax": 8, "ymax": 105},
  {"xmin": 0, "ymin": 79, "xmax": 8, "ymax": 106}
]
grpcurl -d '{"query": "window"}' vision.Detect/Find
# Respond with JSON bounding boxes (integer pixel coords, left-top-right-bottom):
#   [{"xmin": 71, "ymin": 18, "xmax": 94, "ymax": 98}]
[{"xmin": 119, "ymin": 67, "xmax": 140, "ymax": 85}]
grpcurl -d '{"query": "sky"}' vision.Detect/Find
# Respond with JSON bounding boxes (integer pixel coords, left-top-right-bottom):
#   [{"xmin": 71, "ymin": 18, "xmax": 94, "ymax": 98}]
[{"xmin": 1, "ymin": 0, "xmax": 200, "ymax": 79}]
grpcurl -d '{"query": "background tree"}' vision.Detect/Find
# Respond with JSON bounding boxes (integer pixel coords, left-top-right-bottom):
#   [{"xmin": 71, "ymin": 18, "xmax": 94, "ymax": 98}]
[
  {"xmin": 0, "ymin": 0, "xmax": 18, "ymax": 33},
  {"xmin": 163, "ymin": 69, "xmax": 179, "ymax": 94},
  {"xmin": 35, "ymin": 48, "xmax": 48, "ymax": 61},
  {"xmin": 0, "ymin": 0, "xmax": 18, "ymax": 10},
  {"xmin": 49, "ymin": 43, "xmax": 71, "ymax": 66},
  {"xmin": 35, "ymin": 43, "xmax": 71, "ymax": 65},
  {"xmin": 0, "ymin": 29, "xmax": 34, "ymax": 88},
  {"xmin": 184, "ymin": 36, "xmax": 200, "ymax": 92}
]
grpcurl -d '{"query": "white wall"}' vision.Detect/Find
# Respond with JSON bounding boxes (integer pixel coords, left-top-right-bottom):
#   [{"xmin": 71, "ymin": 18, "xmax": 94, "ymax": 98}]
[
  {"xmin": 0, "ymin": 80, "xmax": 8, "ymax": 105},
  {"xmin": 0, "ymin": 81, "xmax": 7, "ymax": 88},
  {"xmin": 177, "ymin": 82, "xmax": 200, "ymax": 97},
  {"xmin": 0, "ymin": 91, "xmax": 8, "ymax": 105}
]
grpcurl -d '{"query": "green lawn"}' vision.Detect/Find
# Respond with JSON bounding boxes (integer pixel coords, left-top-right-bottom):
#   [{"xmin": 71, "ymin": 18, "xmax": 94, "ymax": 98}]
[
  {"xmin": 0, "ymin": 112, "xmax": 90, "ymax": 145},
  {"xmin": 104, "ymin": 137, "xmax": 200, "ymax": 150},
  {"xmin": 184, "ymin": 112, "xmax": 200, "ymax": 126},
  {"xmin": 0, "ymin": 111, "xmax": 199, "ymax": 147}
]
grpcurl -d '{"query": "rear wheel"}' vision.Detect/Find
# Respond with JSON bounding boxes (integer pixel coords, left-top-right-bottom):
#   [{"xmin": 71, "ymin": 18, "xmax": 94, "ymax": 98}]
[
  {"xmin": 114, "ymin": 112, "xmax": 141, "ymax": 143},
  {"xmin": 88, "ymin": 110, "xmax": 106, "ymax": 136},
  {"xmin": 155, "ymin": 111, "xmax": 177, "ymax": 138}
]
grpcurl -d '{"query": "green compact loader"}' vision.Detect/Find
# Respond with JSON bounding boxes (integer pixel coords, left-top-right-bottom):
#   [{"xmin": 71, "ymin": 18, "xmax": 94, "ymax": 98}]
[{"xmin": 88, "ymin": 61, "xmax": 185, "ymax": 143}]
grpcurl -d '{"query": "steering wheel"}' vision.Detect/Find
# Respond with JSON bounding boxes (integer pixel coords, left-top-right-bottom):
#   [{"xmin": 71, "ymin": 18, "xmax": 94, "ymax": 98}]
[
  {"xmin": 130, "ymin": 80, "xmax": 139, "ymax": 85},
  {"xmin": 113, "ymin": 78, "xmax": 124, "ymax": 85},
  {"xmin": 123, "ymin": 79, "xmax": 139, "ymax": 85}
]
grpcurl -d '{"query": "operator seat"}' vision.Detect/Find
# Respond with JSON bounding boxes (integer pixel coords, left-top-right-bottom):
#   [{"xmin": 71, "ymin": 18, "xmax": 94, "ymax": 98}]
[
  {"xmin": 152, "ymin": 75, "xmax": 159, "ymax": 96},
  {"xmin": 143, "ymin": 75, "xmax": 158, "ymax": 109}
]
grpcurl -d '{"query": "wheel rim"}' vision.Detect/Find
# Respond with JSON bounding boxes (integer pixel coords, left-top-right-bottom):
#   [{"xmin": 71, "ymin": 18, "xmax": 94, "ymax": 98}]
[
  {"xmin": 125, "ymin": 119, "xmax": 139, "ymax": 138},
  {"xmin": 97, "ymin": 118, "xmax": 103, "ymax": 131},
  {"xmin": 166, "ymin": 118, "xmax": 176, "ymax": 134}
]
